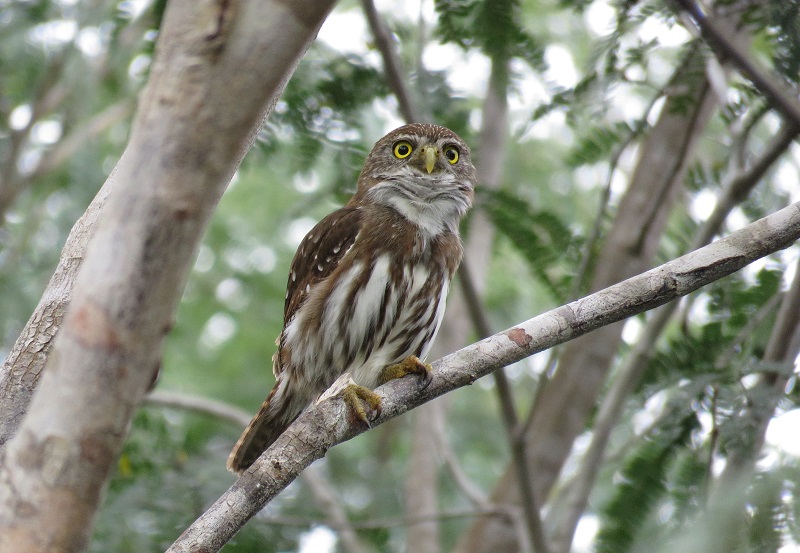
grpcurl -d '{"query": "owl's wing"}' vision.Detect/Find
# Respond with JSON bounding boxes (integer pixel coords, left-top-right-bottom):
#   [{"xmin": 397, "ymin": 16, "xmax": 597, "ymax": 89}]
[{"xmin": 283, "ymin": 206, "xmax": 364, "ymax": 326}]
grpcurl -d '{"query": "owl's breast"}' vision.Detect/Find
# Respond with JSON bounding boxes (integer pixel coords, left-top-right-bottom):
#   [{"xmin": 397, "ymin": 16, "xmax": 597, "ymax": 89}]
[{"xmin": 278, "ymin": 249, "xmax": 452, "ymax": 393}]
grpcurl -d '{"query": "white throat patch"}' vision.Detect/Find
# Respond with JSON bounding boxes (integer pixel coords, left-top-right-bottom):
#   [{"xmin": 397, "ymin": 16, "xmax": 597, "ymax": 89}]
[{"xmin": 367, "ymin": 170, "xmax": 470, "ymax": 238}]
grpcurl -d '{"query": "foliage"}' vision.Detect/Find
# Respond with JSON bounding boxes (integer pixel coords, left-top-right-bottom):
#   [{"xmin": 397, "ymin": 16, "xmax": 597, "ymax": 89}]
[
  {"xmin": 434, "ymin": 0, "xmax": 544, "ymax": 68},
  {"xmin": 2, "ymin": 0, "xmax": 800, "ymax": 552},
  {"xmin": 481, "ymin": 188, "xmax": 577, "ymax": 301},
  {"xmin": 595, "ymin": 407, "xmax": 699, "ymax": 553}
]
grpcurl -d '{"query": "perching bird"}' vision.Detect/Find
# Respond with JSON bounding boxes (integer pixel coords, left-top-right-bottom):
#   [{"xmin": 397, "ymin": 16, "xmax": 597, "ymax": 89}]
[{"xmin": 227, "ymin": 123, "xmax": 476, "ymax": 473}]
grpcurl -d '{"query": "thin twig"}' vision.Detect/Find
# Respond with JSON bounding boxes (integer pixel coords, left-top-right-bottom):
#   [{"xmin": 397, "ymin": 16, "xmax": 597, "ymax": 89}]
[
  {"xmin": 437, "ymin": 427, "xmax": 489, "ymax": 507},
  {"xmin": 304, "ymin": 465, "xmax": 374, "ymax": 553},
  {"xmin": 255, "ymin": 505, "xmax": 516, "ymax": 530},
  {"xmin": 28, "ymin": 100, "xmax": 135, "ymax": 180},
  {"xmin": 0, "ymin": 54, "xmax": 69, "ymax": 219},
  {"xmin": 706, "ymin": 258, "xmax": 800, "ymax": 553},
  {"xmin": 459, "ymin": 262, "xmax": 544, "ymax": 553},
  {"xmin": 714, "ymin": 292, "xmax": 782, "ymax": 369},
  {"xmin": 145, "ymin": 390, "xmax": 251, "ymax": 427},
  {"xmin": 360, "ymin": 0, "xmax": 422, "ymax": 123},
  {"xmin": 568, "ymin": 84, "xmax": 666, "ymax": 300}
]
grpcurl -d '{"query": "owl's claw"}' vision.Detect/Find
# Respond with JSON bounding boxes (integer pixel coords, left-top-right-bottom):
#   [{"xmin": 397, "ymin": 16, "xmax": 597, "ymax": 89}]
[
  {"xmin": 343, "ymin": 384, "xmax": 382, "ymax": 428},
  {"xmin": 379, "ymin": 355, "xmax": 433, "ymax": 389}
]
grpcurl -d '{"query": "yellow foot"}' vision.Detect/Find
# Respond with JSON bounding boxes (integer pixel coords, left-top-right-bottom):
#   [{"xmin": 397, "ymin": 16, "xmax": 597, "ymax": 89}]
[
  {"xmin": 379, "ymin": 355, "xmax": 433, "ymax": 389},
  {"xmin": 343, "ymin": 384, "xmax": 382, "ymax": 428}
]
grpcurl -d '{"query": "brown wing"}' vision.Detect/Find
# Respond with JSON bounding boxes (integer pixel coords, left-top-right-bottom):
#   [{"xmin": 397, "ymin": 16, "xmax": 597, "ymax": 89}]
[{"xmin": 283, "ymin": 206, "xmax": 363, "ymax": 327}]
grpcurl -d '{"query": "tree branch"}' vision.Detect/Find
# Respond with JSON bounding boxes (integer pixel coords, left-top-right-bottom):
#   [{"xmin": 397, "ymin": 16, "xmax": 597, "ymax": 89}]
[
  {"xmin": 360, "ymin": 0, "xmax": 421, "ymax": 123},
  {"xmin": 669, "ymin": 0, "xmax": 800, "ymax": 127},
  {"xmin": 546, "ymin": 117, "xmax": 800, "ymax": 553},
  {"xmin": 145, "ymin": 391, "xmax": 371, "ymax": 553},
  {"xmin": 167, "ymin": 199, "xmax": 800, "ymax": 553}
]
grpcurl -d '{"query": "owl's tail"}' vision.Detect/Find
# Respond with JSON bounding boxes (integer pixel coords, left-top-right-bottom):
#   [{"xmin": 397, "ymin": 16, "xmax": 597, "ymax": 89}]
[{"xmin": 227, "ymin": 377, "xmax": 306, "ymax": 473}]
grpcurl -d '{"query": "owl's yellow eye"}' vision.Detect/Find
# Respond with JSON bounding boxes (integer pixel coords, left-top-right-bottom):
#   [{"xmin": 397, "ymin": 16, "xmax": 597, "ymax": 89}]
[
  {"xmin": 444, "ymin": 145, "xmax": 459, "ymax": 164},
  {"xmin": 393, "ymin": 141, "xmax": 413, "ymax": 159}
]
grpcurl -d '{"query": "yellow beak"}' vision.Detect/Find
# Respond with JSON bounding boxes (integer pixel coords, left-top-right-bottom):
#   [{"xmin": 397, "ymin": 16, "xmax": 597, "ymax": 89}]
[{"xmin": 424, "ymin": 147, "xmax": 437, "ymax": 174}]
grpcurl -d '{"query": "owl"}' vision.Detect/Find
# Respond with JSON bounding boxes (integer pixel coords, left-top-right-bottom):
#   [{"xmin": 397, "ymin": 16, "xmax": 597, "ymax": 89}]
[{"xmin": 227, "ymin": 123, "xmax": 477, "ymax": 473}]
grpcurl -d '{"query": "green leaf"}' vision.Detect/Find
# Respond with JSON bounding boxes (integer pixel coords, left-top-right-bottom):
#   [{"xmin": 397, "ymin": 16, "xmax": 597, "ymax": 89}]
[
  {"xmin": 565, "ymin": 120, "xmax": 635, "ymax": 167},
  {"xmin": 480, "ymin": 188, "xmax": 576, "ymax": 301},
  {"xmin": 434, "ymin": 0, "xmax": 544, "ymax": 68},
  {"xmin": 595, "ymin": 409, "xmax": 699, "ymax": 553}
]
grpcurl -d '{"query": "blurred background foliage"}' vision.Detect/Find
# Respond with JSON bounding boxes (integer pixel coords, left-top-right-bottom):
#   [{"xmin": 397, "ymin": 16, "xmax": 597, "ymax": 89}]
[{"xmin": 3, "ymin": 0, "xmax": 800, "ymax": 552}]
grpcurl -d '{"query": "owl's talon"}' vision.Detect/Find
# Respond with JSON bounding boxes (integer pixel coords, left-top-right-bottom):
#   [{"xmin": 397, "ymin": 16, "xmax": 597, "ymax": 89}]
[
  {"xmin": 342, "ymin": 384, "xmax": 382, "ymax": 428},
  {"xmin": 380, "ymin": 355, "xmax": 433, "ymax": 389}
]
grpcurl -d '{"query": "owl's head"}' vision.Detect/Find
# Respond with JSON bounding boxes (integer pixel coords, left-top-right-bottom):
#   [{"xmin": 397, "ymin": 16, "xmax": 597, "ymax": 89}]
[{"xmin": 352, "ymin": 123, "xmax": 477, "ymax": 236}]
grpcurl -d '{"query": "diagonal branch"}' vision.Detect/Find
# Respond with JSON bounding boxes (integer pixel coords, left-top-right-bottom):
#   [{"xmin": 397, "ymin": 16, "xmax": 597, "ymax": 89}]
[
  {"xmin": 145, "ymin": 391, "xmax": 372, "ymax": 553},
  {"xmin": 167, "ymin": 199, "xmax": 800, "ymax": 553},
  {"xmin": 546, "ymin": 119, "xmax": 800, "ymax": 553},
  {"xmin": 669, "ymin": 0, "xmax": 800, "ymax": 126},
  {"xmin": 360, "ymin": 0, "xmax": 420, "ymax": 123}
]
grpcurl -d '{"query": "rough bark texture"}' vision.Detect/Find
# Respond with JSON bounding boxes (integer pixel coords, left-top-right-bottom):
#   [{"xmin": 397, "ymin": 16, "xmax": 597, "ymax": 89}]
[
  {"xmin": 455, "ymin": 48, "xmax": 719, "ymax": 553},
  {"xmin": 0, "ymin": 183, "xmax": 110, "ymax": 446},
  {"xmin": 169, "ymin": 199, "xmax": 800, "ymax": 552},
  {"xmin": 0, "ymin": 1, "xmax": 336, "ymax": 552}
]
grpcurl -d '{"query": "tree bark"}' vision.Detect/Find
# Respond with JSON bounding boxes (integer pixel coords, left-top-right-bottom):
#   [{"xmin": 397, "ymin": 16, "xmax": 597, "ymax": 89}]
[
  {"xmin": 0, "ymin": 1, "xmax": 336, "ymax": 552},
  {"xmin": 0, "ymin": 181, "xmax": 110, "ymax": 447}
]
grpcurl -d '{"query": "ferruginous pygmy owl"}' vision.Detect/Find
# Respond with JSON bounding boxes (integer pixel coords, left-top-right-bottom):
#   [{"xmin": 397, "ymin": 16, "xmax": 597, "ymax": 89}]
[{"xmin": 227, "ymin": 123, "xmax": 477, "ymax": 473}]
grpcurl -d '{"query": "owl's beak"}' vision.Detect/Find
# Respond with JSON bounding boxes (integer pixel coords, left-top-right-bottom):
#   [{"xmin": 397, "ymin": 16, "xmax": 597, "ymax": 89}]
[{"xmin": 423, "ymin": 146, "xmax": 438, "ymax": 174}]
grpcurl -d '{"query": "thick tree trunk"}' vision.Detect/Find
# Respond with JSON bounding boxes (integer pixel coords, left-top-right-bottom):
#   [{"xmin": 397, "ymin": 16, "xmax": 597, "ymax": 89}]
[{"xmin": 0, "ymin": 1, "xmax": 336, "ymax": 552}]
